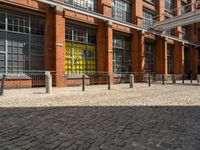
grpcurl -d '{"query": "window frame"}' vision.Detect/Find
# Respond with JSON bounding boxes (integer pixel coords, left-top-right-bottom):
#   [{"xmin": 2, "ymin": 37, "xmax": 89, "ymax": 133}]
[
  {"xmin": 0, "ymin": 9, "xmax": 45, "ymax": 74},
  {"xmin": 113, "ymin": 33, "xmax": 131, "ymax": 74},
  {"xmin": 167, "ymin": 44, "xmax": 174, "ymax": 74},
  {"xmin": 143, "ymin": 8, "xmax": 156, "ymax": 29},
  {"xmin": 64, "ymin": 0, "xmax": 98, "ymax": 12},
  {"xmin": 65, "ymin": 23, "xmax": 97, "ymax": 76},
  {"xmin": 112, "ymin": 0, "xmax": 132, "ymax": 23}
]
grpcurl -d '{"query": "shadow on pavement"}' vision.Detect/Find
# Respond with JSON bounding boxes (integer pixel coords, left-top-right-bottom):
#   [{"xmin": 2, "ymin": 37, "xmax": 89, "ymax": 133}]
[{"xmin": 0, "ymin": 106, "xmax": 200, "ymax": 150}]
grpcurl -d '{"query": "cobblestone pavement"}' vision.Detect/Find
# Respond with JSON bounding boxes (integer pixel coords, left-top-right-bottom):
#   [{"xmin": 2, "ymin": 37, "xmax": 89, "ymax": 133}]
[{"xmin": 0, "ymin": 83, "xmax": 200, "ymax": 150}]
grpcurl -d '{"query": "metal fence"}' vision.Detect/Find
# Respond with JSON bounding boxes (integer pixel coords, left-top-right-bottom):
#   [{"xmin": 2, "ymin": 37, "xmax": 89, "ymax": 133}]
[{"xmin": 0, "ymin": 71, "xmax": 200, "ymax": 96}]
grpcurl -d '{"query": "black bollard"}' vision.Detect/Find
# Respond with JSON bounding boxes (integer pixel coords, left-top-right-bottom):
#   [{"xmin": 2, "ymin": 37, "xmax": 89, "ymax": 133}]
[
  {"xmin": 182, "ymin": 74, "xmax": 184, "ymax": 84},
  {"xmin": 129, "ymin": 74, "xmax": 134, "ymax": 88},
  {"xmin": 108, "ymin": 74, "xmax": 111, "ymax": 90},
  {"xmin": 191, "ymin": 74, "xmax": 193, "ymax": 84},
  {"xmin": 148, "ymin": 74, "xmax": 151, "ymax": 87},
  {"xmin": 0, "ymin": 74, "xmax": 6, "ymax": 96},
  {"xmin": 162, "ymin": 74, "xmax": 165, "ymax": 85},
  {"xmin": 197, "ymin": 75, "xmax": 200, "ymax": 83},
  {"xmin": 82, "ymin": 74, "xmax": 85, "ymax": 91}
]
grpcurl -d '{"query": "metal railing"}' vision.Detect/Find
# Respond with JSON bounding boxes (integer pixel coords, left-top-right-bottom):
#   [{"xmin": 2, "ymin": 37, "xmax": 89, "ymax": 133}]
[{"xmin": 0, "ymin": 71, "xmax": 200, "ymax": 96}]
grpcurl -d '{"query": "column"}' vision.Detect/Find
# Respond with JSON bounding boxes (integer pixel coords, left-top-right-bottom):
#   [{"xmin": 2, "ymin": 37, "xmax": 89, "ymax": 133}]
[
  {"xmin": 131, "ymin": 30, "xmax": 145, "ymax": 72},
  {"xmin": 174, "ymin": 0, "xmax": 182, "ymax": 38},
  {"xmin": 156, "ymin": 0, "xmax": 165, "ymax": 22},
  {"xmin": 54, "ymin": 6, "xmax": 65, "ymax": 87},
  {"xmin": 174, "ymin": 42, "xmax": 184, "ymax": 74},
  {"xmin": 45, "ymin": 7, "xmax": 55, "ymax": 71},
  {"xmin": 106, "ymin": 22, "xmax": 113, "ymax": 75},
  {"xmin": 133, "ymin": 0, "xmax": 143, "ymax": 25},
  {"xmin": 155, "ymin": 37, "xmax": 167, "ymax": 74},
  {"xmin": 97, "ymin": 0, "xmax": 112, "ymax": 73}
]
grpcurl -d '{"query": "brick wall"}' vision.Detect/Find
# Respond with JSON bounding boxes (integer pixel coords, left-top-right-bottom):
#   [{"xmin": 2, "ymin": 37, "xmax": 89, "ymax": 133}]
[{"xmin": 1, "ymin": 0, "xmax": 199, "ymax": 87}]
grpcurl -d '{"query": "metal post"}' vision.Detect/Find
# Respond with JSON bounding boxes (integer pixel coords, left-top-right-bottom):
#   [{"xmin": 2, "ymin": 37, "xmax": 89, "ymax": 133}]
[
  {"xmin": 197, "ymin": 74, "xmax": 200, "ymax": 83},
  {"xmin": 148, "ymin": 74, "xmax": 151, "ymax": 87},
  {"xmin": 162, "ymin": 74, "xmax": 165, "ymax": 85},
  {"xmin": 182, "ymin": 74, "xmax": 185, "ymax": 84},
  {"xmin": 172, "ymin": 75, "xmax": 176, "ymax": 84},
  {"xmin": 190, "ymin": 73, "xmax": 193, "ymax": 83},
  {"xmin": 108, "ymin": 74, "xmax": 111, "ymax": 90},
  {"xmin": 129, "ymin": 74, "xmax": 134, "ymax": 88},
  {"xmin": 0, "ymin": 74, "xmax": 7, "ymax": 96},
  {"xmin": 82, "ymin": 74, "xmax": 85, "ymax": 91},
  {"xmin": 45, "ymin": 71, "xmax": 52, "ymax": 94}
]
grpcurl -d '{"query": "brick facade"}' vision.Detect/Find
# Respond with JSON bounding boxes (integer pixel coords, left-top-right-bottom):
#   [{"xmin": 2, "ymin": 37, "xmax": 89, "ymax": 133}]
[{"xmin": 0, "ymin": 0, "xmax": 200, "ymax": 86}]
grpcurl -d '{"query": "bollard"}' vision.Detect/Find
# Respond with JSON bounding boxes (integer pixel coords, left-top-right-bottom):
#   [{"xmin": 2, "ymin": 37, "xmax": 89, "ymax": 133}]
[
  {"xmin": 0, "ymin": 74, "xmax": 6, "ymax": 96},
  {"xmin": 108, "ymin": 74, "xmax": 111, "ymax": 90},
  {"xmin": 172, "ymin": 75, "xmax": 176, "ymax": 84},
  {"xmin": 45, "ymin": 71, "xmax": 52, "ymax": 94},
  {"xmin": 197, "ymin": 74, "xmax": 200, "ymax": 83},
  {"xmin": 182, "ymin": 74, "xmax": 185, "ymax": 84},
  {"xmin": 148, "ymin": 74, "xmax": 151, "ymax": 87},
  {"xmin": 190, "ymin": 74, "xmax": 193, "ymax": 83},
  {"xmin": 129, "ymin": 74, "xmax": 134, "ymax": 88},
  {"xmin": 162, "ymin": 74, "xmax": 165, "ymax": 85},
  {"xmin": 82, "ymin": 74, "xmax": 85, "ymax": 91}
]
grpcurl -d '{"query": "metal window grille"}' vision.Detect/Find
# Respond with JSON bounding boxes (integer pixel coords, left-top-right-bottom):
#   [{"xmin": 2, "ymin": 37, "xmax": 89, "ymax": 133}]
[
  {"xmin": 64, "ymin": 0, "xmax": 98, "ymax": 12},
  {"xmin": 143, "ymin": 9, "xmax": 155, "ymax": 28},
  {"xmin": 165, "ymin": 0, "xmax": 173, "ymax": 12},
  {"xmin": 65, "ymin": 23, "xmax": 96, "ymax": 75},
  {"xmin": 0, "ymin": 9, "xmax": 45, "ymax": 74},
  {"xmin": 144, "ymin": 42, "xmax": 154, "ymax": 73},
  {"xmin": 112, "ymin": 0, "xmax": 131, "ymax": 23},
  {"xmin": 113, "ymin": 34, "xmax": 131, "ymax": 74},
  {"xmin": 167, "ymin": 44, "xmax": 174, "ymax": 74}
]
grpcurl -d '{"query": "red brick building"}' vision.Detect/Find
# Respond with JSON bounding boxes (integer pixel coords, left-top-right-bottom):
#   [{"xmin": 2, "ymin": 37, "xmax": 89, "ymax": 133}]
[{"xmin": 0, "ymin": 0, "xmax": 200, "ymax": 87}]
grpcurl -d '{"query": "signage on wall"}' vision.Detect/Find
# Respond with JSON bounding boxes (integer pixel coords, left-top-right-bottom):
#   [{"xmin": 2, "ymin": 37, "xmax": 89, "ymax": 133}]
[{"xmin": 81, "ymin": 49, "xmax": 95, "ymax": 59}]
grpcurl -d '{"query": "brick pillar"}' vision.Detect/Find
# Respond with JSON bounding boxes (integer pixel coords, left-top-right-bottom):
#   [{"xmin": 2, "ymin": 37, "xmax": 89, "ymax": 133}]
[
  {"xmin": 156, "ymin": 0, "xmax": 165, "ymax": 22},
  {"xmin": 131, "ymin": 30, "xmax": 145, "ymax": 72},
  {"xmin": 133, "ymin": 0, "xmax": 143, "ymax": 26},
  {"xmin": 97, "ymin": 0, "xmax": 112, "ymax": 74},
  {"xmin": 100, "ymin": 0, "xmax": 113, "ymax": 78},
  {"xmin": 174, "ymin": 0, "xmax": 181, "ymax": 38},
  {"xmin": 54, "ymin": 6, "xmax": 65, "ymax": 87},
  {"xmin": 139, "ymin": 31, "xmax": 145, "ymax": 72},
  {"xmin": 174, "ymin": 42, "xmax": 184, "ymax": 74},
  {"xmin": 101, "ymin": 0, "xmax": 112, "ymax": 17},
  {"xmin": 155, "ymin": 37, "xmax": 167, "ymax": 74},
  {"xmin": 106, "ymin": 23, "xmax": 113, "ymax": 75},
  {"xmin": 97, "ymin": 22, "xmax": 106, "ymax": 73},
  {"xmin": 45, "ymin": 7, "xmax": 54, "ymax": 71}
]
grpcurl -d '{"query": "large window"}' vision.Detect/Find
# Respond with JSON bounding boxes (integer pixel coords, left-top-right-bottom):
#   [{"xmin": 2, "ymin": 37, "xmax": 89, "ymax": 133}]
[
  {"xmin": 65, "ymin": 23, "xmax": 96, "ymax": 75},
  {"xmin": 144, "ymin": 42, "xmax": 154, "ymax": 73},
  {"xmin": 165, "ymin": 0, "xmax": 173, "ymax": 12},
  {"xmin": 0, "ymin": 10, "xmax": 45, "ymax": 73},
  {"xmin": 167, "ymin": 44, "xmax": 173, "ymax": 74},
  {"xmin": 112, "ymin": 0, "xmax": 131, "ymax": 23},
  {"xmin": 64, "ymin": 0, "xmax": 98, "ymax": 12},
  {"xmin": 143, "ymin": 9, "xmax": 156, "ymax": 28},
  {"xmin": 113, "ymin": 34, "xmax": 131, "ymax": 74}
]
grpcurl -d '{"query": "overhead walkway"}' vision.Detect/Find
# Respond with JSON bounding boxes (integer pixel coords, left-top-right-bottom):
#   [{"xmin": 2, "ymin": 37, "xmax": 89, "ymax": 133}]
[
  {"xmin": 152, "ymin": 8, "xmax": 200, "ymax": 32},
  {"xmin": 34, "ymin": 0, "xmax": 200, "ymax": 47}
]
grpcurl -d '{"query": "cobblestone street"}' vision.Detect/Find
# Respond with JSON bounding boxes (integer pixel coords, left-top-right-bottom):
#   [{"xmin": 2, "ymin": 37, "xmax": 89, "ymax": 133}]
[{"xmin": 0, "ymin": 83, "xmax": 200, "ymax": 150}]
